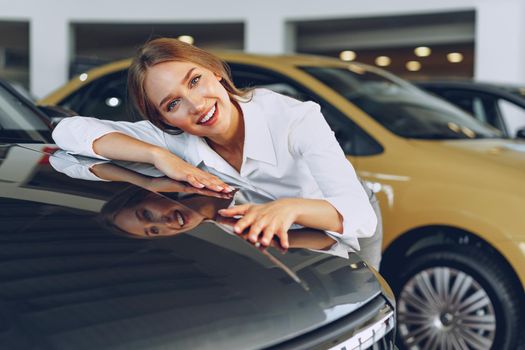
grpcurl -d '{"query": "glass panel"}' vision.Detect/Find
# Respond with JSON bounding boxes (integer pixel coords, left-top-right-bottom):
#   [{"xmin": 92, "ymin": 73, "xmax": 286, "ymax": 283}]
[
  {"xmin": 497, "ymin": 99, "xmax": 525, "ymax": 137},
  {"xmin": 302, "ymin": 66, "xmax": 500, "ymax": 140},
  {"xmin": 0, "ymin": 84, "xmax": 50, "ymax": 143}
]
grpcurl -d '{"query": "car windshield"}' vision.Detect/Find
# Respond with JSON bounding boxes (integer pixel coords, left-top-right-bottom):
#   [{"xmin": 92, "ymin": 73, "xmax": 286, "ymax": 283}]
[
  {"xmin": 301, "ymin": 65, "xmax": 501, "ymax": 140},
  {"xmin": 0, "ymin": 83, "xmax": 51, "ymax": 143},
  {"xmin": 507, "ymin": 87, "xmax": 525, "ymax": 100}
]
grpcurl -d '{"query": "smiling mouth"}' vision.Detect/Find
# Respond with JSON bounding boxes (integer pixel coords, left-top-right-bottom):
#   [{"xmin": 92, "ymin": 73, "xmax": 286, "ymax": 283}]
[
  {"xmin": 197, "ymin": 103, "xmax": 218, "ymax": 125},
  {"xmin": 173, "ymin": 210, "xmax": 185, "ymax": 227}
]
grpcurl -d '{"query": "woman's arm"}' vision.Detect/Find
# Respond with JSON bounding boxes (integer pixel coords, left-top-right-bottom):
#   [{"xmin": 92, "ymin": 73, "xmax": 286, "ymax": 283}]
[
  {"xmin": 218, "ymin": 198, "xmax": 342, "ymax": 248},
  {"xmin": 288, "ymin": 102, "xmax": 377, "ymax": 249},
  {"xmin": 52, "ymin": 117, "xmax": 233, "ymax": 192}
]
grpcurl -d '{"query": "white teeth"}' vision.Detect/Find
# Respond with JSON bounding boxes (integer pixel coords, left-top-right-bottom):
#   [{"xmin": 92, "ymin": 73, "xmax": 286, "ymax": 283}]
[
  {"xmin": 199, "ymin": 104, "xmax": 216, "ymax": 124},
  {"xmin": 176, "ymin": 212, "xmax": 184, "ymax": 226}
]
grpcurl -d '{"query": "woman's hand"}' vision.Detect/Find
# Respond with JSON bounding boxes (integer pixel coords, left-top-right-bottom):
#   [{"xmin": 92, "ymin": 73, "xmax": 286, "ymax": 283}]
[
  {"xmin": 152, "ymin": 148, "xmax": 234, "ymax": 193},
  {"xmin": 218, "ymin": 199, "xmax": 300, "ymax": 249},
  {"xmin": 145, "ymin": 177, "xmax": 233, "ymax": 199}
]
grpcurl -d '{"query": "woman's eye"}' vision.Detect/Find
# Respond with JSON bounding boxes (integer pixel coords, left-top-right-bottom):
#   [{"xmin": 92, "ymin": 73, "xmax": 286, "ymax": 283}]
[
  {"xmin": 167, "ymin": 99, "xmax": 180, "ymax": 112},
  {"xmin": 190, "ymin": 75, "xmax": 201, "ymax": 87},
  {"xmin": 150, "ymin": 226, "xmax": 160, "ymax": 235},
  {"xmin": 142, "ymin": 209, "xmax": 153, "ymax": 221}
]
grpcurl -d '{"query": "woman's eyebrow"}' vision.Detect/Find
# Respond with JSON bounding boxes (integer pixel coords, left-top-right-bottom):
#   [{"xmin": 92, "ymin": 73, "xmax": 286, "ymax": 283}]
[{"xmin": 158, "ymin": 67, "xmax": 197, "ymax": 108}]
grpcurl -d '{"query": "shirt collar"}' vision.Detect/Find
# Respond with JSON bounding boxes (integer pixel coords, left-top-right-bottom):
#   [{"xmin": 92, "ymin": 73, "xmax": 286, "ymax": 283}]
[
  {"xmin": 184, "ymin": 98, "xmax": 277, "ymax": 168},
  {"xmin": 239, "ymin": 98, "xmax": 277, "ymax": 166}
]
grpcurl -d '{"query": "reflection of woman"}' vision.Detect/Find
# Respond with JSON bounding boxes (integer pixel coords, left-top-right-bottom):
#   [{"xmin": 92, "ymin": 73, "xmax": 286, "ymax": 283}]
[
  {"xmin": 101, "ymin": 185, "xmax": 341, "ymax": 255},
  {"xmin": 100, "ymin": 186, "xmax": 230, "ymax": 238},
  {"xmin": 49, "ymin": 154, "xmax": 358, "ymax": 259},
  {"xmin": 52, "ymin": 38, "xmax": 377, "ymax": 252}
]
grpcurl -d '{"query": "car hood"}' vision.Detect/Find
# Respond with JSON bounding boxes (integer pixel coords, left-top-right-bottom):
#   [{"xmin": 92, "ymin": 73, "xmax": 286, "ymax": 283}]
[
  {"xmin": 0, "ymin": 144, "xmax": 383, "ymax": 350},
  {"xmin": 407, "ymin": 138, "xmax": 525, "ymax": 183}
]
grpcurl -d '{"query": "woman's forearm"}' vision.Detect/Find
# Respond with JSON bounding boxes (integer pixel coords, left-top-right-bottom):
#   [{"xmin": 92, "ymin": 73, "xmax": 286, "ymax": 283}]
[
  {"xmin": 93, "ymin": 132, "xmax": 166, "ymax": 164},
  {"xmin": 287, "ymin": 229, "xmax": 337, "ymax": 250},
  {"xmin": 288, "ymin": 198, "xmax": 344, "ymax": 234},
  {"xmin": 89, "ymin": 162, "xmax": 152, "ymax": 186}
]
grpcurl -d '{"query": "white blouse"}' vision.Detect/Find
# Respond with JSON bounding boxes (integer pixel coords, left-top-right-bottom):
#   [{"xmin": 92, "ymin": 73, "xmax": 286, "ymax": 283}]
[{"xmin": 52, "ymin": 88, "xmax": 377, "ymax": 251}]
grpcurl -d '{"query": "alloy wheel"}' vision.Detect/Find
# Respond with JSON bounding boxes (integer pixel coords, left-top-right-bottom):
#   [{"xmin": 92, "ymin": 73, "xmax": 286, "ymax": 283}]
[{"xmin": 397, "ymin": 266, "xmax": 496, "ymax": 350}]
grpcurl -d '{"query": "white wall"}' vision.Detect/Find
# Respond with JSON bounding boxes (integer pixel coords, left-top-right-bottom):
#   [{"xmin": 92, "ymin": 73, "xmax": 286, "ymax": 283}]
[{"xmin": 1, "ymin": 0, "xmax": 523, "ymax": 98}]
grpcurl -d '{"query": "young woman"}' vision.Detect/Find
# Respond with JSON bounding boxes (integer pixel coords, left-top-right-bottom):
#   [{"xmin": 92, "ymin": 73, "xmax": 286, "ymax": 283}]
[{"xmin": 52, "ymin": 38, "xmax": 377, "ymax": 252}]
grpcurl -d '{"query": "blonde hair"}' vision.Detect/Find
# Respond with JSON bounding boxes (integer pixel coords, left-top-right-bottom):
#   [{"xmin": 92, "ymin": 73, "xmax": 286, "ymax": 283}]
[{"xmin": 128, "ymin": 38, "xmax": 250, "ymax": 134}]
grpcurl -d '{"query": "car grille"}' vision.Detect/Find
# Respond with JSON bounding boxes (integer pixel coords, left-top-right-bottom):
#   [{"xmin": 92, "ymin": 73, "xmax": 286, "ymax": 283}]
[{"xmin": 269, "ymin": 295, "xmax": 395, "ymax": 350}]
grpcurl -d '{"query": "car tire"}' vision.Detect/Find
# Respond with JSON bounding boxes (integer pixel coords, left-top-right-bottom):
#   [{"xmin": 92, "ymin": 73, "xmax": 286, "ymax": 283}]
[{"xmin": 386, "ymin": 244, "xmax": 523, "ymax": 350}]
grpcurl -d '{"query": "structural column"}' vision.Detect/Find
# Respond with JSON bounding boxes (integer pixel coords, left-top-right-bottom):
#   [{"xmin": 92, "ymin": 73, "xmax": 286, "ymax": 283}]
[
  {"xmin": 475, "ymin": 0, "xmax": 525, "ymax": 84},
  {"xmin": 30, "ymin": 17, "xmax": 70, "ymax": 98},
  {"xmin": 245, "ymin": 15, "xmax": 295, "ymax": 54}
]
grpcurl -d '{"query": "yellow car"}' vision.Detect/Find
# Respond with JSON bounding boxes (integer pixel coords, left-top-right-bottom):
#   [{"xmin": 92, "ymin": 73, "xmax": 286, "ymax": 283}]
[{"xmin": 40, "ymin": 53, "xmax": 525, "ymax": 350}]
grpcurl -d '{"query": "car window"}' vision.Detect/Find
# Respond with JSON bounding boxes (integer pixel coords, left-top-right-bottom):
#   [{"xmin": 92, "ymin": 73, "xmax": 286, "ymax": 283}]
[
  {"xmin": 435, "ymin": 90, "xmax": 507, "ymax": 135},
  {"xmin": 497, "ymin": 99, "xmax": 525, "ymax": 137},
  {"xmin": 61, "ymin": 71, "xmax": 139, "ymax": 123},
  {"xmin": 0, "ymin": 83, "xmax": 51, "ymax": 143},
  {"xmin": 228, "ymin": 63, "xmax": 383, "ymax": 156},
  {"xmin": 303, "ymin": 67, "xmax": 500, "ymax": 140}
]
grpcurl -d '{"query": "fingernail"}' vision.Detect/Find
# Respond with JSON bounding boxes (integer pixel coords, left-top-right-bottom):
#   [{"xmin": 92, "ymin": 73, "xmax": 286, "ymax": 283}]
[
  {"xmin": 234, "ymin": 226, "xmax": 241, "ymax": 233},
  {"xmin": 196, "ymin": 183, "xmax": 205, "ymax": 188},
  {"xmin": 262, "ymin": 239, "xmax": 269, "ymax": 245},
  {"xmin": 216, "ymin": 186, "xmax": 223, "ymax": 191}
]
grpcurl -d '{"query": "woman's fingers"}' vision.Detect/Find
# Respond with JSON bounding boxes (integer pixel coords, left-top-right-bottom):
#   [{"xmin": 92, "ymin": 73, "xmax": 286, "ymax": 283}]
[
  {"xmin": 233, "ymin": 211, "xmax": 257, "ymax": 235},
  {"xmin": 260, "ymin": 225, "xmax": 276, "ymax": 246},
  {"xmin": 218, "ymin": 204, "xmax": 251, "ymax": 218},
  {"xmin": 277, "ymin": 230, "xmax": 290, "ymax": 249},
  {"xmin": 186, "ymin": 174, "xmax": 205, "ymax": 189},
  {"xmin": 185, "ymin": 172, "xmax": 234, "ymax": 193},
  {"xmin": 195, "ymin": 171, "xmax": 234, "ymax": 193},
  {"xmin": 247, "ymin": 220, "xmax": 266, "ymax": 243}
]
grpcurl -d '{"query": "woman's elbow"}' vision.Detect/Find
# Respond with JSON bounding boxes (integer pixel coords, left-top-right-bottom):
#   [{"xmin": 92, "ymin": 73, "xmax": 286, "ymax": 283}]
[{"xmin": 51, "ymin": 118, "xmax": 70, "ymax": 148}]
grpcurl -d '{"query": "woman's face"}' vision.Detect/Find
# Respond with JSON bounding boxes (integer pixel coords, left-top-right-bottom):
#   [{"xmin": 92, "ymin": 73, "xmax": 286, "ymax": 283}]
[
  {"xmin": 144, "ymin": 60, "xmax": 234, "ymax": 137},
  {"xmin": 113, "ymin": 193, "xmax": 206, "ymax": 238}
]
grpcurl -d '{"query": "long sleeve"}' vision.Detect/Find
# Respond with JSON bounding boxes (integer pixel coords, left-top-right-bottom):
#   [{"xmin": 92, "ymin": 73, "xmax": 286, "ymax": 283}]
[
  {"xmin": 52, "ymin": 116, "xmax": 171, "ymax": 160},
  {"xmin": 288, "ymin": 102, "xmax": 377, "ymax": 251}
]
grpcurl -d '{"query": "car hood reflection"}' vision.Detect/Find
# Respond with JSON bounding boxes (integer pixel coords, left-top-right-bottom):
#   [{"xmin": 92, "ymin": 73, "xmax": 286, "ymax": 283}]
[{"xmin": 0, "ymin": 145, "xmax": 383, "ymax": 350}]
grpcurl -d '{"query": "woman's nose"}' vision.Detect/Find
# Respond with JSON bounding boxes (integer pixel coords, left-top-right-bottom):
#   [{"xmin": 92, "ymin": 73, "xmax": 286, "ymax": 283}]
[{"xmin": 186, "ymin": 92, "xmax": 205, "ymax": 115}]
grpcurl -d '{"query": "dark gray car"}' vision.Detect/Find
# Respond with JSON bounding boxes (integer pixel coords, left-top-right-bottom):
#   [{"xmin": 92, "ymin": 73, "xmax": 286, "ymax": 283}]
[
  {"xmin": 0, "ymin": 80, "xmax": 396, "ymax": 349},
  {"xmin": 417, "ymin": 80, "xmax": 525, "ymax": 139}
]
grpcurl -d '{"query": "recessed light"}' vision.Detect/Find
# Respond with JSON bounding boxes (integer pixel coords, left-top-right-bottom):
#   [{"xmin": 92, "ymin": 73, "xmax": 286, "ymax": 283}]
[
  {"xmin": 339, "ymin": 50, "xmax": 356, "ymax": 61},
  {"xmin": 414, "ymin": 46, "xmax": 431, "ymax": 57},
  {"xmin": 447, "ymin": 52, "xmax": 463, "ymax": 63},
  {"xmin": 406, "ymin": 61, "xmax": 421, "ymax": 71},
  {"xmin": 375, "ymin": 56, "xmax": 391, "ymax": 67},
  {"xmin": 178, "ymin": 35, "xmax": 194, "ymax": 45}
]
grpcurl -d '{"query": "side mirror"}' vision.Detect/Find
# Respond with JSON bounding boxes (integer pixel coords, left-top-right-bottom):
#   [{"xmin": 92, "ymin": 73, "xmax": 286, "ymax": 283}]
[
  {"xmin": 37, "ymin": 105, "xmax": 78, "ymax": 127},
  {"xmin": 516, "ymin": 128, "xmax": 525, "ymax": 139}
]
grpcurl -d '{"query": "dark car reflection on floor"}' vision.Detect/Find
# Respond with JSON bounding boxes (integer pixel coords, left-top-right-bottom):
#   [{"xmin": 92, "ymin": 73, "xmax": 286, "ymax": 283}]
[{"xmin": 0, "ymin": 144, "xmax": 396, "ymax": 350}]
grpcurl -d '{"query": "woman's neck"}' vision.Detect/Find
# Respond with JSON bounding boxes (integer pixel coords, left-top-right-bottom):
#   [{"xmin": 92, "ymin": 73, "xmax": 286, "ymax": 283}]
[{"xmin": 206, "ymin": 101, "xmax": 244, "ymax": 153}]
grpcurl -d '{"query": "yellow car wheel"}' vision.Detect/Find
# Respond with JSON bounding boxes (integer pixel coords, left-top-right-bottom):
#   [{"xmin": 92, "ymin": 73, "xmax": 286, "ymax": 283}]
[{"xmin": 390, "ymin": 245, "xmax": 523, "ymax": 350}]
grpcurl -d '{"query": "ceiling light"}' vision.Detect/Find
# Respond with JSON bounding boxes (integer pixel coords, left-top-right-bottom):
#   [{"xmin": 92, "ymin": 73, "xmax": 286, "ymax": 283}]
[
  {"xmin": 406, "ymin": 61, "xmax": 421, "ymax": 71},
  {"xmin": 339, "ymin": 50, "xmax": 356, "ymax": 61},
  {"xmin": 178, "ymin": 35, "xmax": 194, "ymax": 45},
  {"xmin": 414, "ymin": 46, "xmax": 431, "ymax": 57},
  {"xmin": 375, "ymin": 56, "xmax": 391, "ymax": 67},
  {"xmin": 106, "ymin": 97, "xmax": 121, "ymax": 107},
  {"xmin": 447, "ymin": 52, "xmax": 463, "ymax": 63},
  {"xmin": 79, "ymin": 73, "xmax": 88, "ymax": 81}
]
